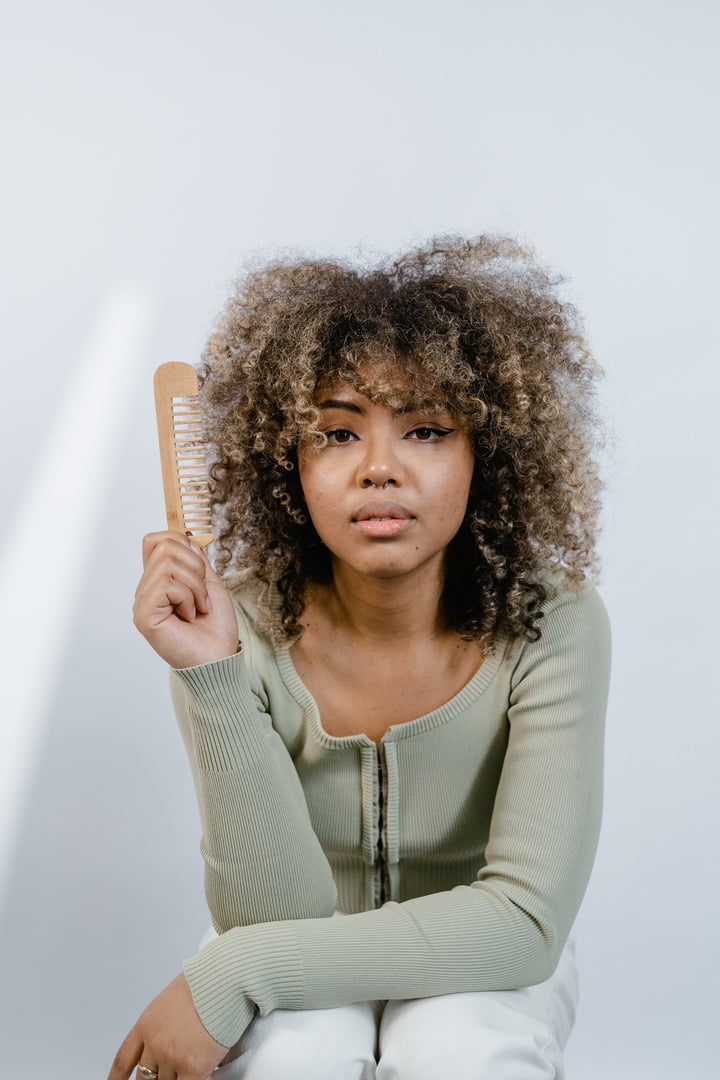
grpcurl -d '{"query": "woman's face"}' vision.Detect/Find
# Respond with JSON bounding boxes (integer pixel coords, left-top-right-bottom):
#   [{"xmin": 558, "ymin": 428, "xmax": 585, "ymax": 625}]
[{"xmin": 297, "ymin": 379, "xmax": 476, "ymax": 583}]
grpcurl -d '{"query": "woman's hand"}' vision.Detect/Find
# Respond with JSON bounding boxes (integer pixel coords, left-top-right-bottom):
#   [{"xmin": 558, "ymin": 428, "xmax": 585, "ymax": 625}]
[
  {"xmin": 108, "ymin": 972, "xmax": 230, "ymax": 1080},
  {"xmin": 133, "ymin": 532, "xmax": 239, "ymax": 669}
]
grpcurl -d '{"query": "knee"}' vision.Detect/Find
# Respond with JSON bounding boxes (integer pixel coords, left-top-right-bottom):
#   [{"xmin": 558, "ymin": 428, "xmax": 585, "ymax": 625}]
[
  {"xmin": 217, "ymin": 1004, "xmax": 377, "ymax": 1080},
  {"xmin": 378, "ymin": 995, "xmax": 563, "ymax": 1080}
]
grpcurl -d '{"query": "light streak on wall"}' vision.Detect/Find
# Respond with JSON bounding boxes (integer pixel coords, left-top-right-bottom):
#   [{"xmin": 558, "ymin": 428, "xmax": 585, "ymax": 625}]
[{"xmin": 0, "ymin": 288, "xmax": 151, "ymax": 902}]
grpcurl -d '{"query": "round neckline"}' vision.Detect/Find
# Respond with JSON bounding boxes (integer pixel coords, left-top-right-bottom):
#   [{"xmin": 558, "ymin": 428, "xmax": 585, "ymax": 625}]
[{"xmin": 275, "ymin": 628, "xmax": 511, "ymax": 750}]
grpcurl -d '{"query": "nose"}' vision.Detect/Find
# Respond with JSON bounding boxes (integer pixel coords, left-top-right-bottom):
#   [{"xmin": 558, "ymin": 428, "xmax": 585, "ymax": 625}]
[{"xmin": 357, "ymin": 432, "xmax": 402, "ymax": 490}]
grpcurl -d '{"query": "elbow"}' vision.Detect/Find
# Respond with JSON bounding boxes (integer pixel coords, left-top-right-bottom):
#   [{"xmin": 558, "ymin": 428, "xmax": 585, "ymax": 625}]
[
  {"xmin": 528, "ymin": 938, "xmax": 565, "ymax": 985},
  {"xmin": 522, "ymin": 923, "xmax": 569, "ymax": 988},
  {"xmin": 503, "ymin": 896, "xmax": 567, "ymax": 986},
  {"xmin": 205, "ymin": 863, "xmax": 338, "ymax": 932}
]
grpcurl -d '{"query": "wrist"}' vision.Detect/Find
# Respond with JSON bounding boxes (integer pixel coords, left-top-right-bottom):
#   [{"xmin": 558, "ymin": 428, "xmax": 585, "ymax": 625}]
[{"xmin": 171, "ymin": 639, "xmax": 243, "ymax": 671}]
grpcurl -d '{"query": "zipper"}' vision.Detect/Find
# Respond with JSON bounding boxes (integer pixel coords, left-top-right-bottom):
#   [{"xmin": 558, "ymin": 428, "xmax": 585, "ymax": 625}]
[{"xmin": 375, "ymin": 743, "xmax": 388, "ymax": 906}]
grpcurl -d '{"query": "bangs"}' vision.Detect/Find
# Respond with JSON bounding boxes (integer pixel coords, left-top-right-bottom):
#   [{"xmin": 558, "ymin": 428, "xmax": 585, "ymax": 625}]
[{"xmin": 314, "ymin": 348, "xmax": 479, "ymax": 422}]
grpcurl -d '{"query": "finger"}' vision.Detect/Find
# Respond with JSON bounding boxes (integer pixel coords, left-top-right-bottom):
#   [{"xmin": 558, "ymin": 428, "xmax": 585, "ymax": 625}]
[
  {"xmin": 165, "ymin": 582, "xmax": 198, "ymax": 624},
  {"xmin": 176, "ymin": 537, "xmax": 226, "ymax": 597},
  {"xmin": 136, "ymin": 547, "xmax": 213, "ymax": 614},
  {"xmin": 108, "ymin": 1030, "xmax": 144, "ymax": 1080},
  {"xmin": 140, "ymin": 533, "xmax": 222, "ymax": 608},
  {"xmin": 135, "ymin": 1062, "xmax": 161, "ymax": 1080},
  {"xmin": 135, "ymin": 560, "xmax": 212, "ymax": 622},
  {"xmin": 144, "ymin": 530, "xmax": 223, "ymax": 595},
  {"xmin": 133, "ymin": 576, "xmax": 196, "ymax": 627},
  {"xmin": 141, "ymin": 532, "xmax": 205, "ymax": 571},
  {"xmin": 193, "ymin": 543, "xmax": 225, "ymax": 587},
  {"xmin": 140, "ymin": 1065, "xmax": 170, "ymax": 1080},
  {"xmin": 155, "ymin": 546, "xmax": 212, "ymax": 614}
]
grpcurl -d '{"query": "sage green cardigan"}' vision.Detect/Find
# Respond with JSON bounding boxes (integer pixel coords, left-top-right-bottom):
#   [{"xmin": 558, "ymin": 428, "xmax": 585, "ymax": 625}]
[{"xmin": 172, "ymin": 574, "xmax": 610, "ymax": 1047}]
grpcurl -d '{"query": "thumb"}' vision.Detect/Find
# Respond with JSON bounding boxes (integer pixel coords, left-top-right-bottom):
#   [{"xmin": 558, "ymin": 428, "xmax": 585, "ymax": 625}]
[
  {"xmin": 192, "ymin": 544, "xmax": 236, "ymax": 614},
  {"xmin": 192, "ymin": 541, "xmax": 224, "ymax": 587}
]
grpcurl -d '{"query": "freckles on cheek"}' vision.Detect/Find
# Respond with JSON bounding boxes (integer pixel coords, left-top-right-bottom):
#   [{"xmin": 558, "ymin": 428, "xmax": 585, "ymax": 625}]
[
  {"xmin": 306, "ymin": 487, "xmax": 342, "ymax": 526},
  {"xmin": 308, "ymin": 486, "xmax": 329, "ymax": 510}
]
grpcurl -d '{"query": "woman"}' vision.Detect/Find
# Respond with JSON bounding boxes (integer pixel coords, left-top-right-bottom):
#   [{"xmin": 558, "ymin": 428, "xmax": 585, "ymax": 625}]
[{"xmin": 111, "ymin": 235, "xmax": 610, "ymax": 1080}]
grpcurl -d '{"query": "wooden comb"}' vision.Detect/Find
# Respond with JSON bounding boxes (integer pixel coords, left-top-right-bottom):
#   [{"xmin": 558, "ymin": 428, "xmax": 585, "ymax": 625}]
[{"xmin": 153, "ymin": 362, "xmax": 213, "ymax": 547}]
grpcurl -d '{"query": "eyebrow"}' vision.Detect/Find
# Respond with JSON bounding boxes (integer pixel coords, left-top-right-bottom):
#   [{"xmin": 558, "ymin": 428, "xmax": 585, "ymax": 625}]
[
  {"xmin": 317, "ymin": 398, "xmax": 450, "ymax": 416},
  {"xmin": 317, "ymin": 399, "xmax": 365, "ymax": 414},
  {"xmin": 396, "ymin": 400, "xmax": 448, "ymax": 415}
]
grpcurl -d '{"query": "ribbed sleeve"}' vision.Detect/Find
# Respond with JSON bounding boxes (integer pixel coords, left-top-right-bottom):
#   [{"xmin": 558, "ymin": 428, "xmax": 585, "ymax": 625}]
[
  {"xmin": 177, "ymin": 581, "xmax": 610, "ymax": 1049},
  {"xmin": 183, "ymin": 922, "xmax": 303, "ymax": 1045},
  {"xmin": 172, "ymin": 653, "xmax": 338, "ymax": 932}
]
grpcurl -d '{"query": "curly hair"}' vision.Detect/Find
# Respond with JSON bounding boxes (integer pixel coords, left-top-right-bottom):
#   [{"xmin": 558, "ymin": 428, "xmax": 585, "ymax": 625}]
[{"xmin": 200, "ymin": 234, "xmax": 604, "ymax": 649}]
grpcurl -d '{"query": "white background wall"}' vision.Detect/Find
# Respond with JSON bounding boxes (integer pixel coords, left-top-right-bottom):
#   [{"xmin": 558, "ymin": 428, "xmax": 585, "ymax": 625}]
[{"xmin": 1, "ymin": 2, "xmax": 717, "ymax": 1076}]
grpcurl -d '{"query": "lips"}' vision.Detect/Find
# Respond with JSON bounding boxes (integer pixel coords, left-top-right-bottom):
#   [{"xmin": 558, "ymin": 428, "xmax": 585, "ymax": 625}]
[
  {"xmin": 352, "ymin": 500, "xmax": 413, "ymax": 522},
  {"xmin": 351, "ymin": 501, "xmax": 416, "ymax": 538}
]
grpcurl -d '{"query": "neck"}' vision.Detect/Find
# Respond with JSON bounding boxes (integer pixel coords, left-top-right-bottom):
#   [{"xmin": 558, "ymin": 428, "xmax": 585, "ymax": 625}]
[{"xmin": 312, "ymin": 559, "xmax": 447, "ymax": 642}]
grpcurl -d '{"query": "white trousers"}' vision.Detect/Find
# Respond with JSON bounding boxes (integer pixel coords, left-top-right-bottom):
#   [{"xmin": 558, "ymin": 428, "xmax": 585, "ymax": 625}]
[{"xmin": 201, "ymin": 927, "xmax": 579, "ymax": 1080}]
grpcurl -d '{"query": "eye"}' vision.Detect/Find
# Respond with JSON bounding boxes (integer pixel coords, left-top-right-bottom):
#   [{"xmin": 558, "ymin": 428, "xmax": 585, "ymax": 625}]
[
  {"xmin": 406, "ymin": 426, "xmax": 454, "ymax": 442},
  {"xmin": 325, "ymin": 428, "xmax": 358, "ymax": 445}
]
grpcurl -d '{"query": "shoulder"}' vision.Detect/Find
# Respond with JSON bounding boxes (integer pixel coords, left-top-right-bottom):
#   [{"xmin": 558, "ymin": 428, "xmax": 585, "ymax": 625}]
[
  {"xmin": 508, "ymin": 572, "xmax": 611, "ymax": 684},
  {"xmin": 536, "ymin": 571, "xmax": 610, "ymax": 636},
  {"xmin": 504, "ymin": 573, "xmax": 611, "ymax": 732}
]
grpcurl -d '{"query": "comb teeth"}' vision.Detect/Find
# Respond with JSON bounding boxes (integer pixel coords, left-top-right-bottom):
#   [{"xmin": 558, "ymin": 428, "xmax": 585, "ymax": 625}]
[
  {"xmin": 154, "ymin": 362, "xmax": 213, "ymax": 547},
  {"xmin": 172, "ymin": 395, "xmax": 213, "ymax": 538}
]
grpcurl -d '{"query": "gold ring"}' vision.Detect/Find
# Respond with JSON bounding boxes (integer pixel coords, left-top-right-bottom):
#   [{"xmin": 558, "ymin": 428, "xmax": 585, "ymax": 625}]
[{"xmin": 137, "ymin": 1067, "xmax": 159, "ymax": 1080}]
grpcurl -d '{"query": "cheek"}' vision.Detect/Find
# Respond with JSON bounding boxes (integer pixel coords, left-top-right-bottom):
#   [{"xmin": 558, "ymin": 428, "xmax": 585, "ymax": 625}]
[
  {"xmin": 299, "ymin": 473, "xmax": 332, "ymax": 515},
  {"xmin": 298, "ymin": 467, "xmax": 341, "ymax": 535},
  {"xmin": 442, "ymin": 456, "xmax": 475, "ymax": 512},
  {"xmin": 297, "ymin": 455, "xmax": 320, "ymax": 505}
]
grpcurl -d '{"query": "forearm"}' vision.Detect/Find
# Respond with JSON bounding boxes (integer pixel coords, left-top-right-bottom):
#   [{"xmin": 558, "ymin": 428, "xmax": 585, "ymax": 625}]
[
  {"xmin": 172, "ymin": 653, "xmax": 337, "ymax": 929},
  {"xmin": 182, "ymin": 882, "xmax": 570, "ymax": 1049}
]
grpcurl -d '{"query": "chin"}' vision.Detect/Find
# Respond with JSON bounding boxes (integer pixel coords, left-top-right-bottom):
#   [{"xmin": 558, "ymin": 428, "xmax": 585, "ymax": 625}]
[{"xmin": 352, "ymin": 556, "xmax": 434, "ymax": 581}]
